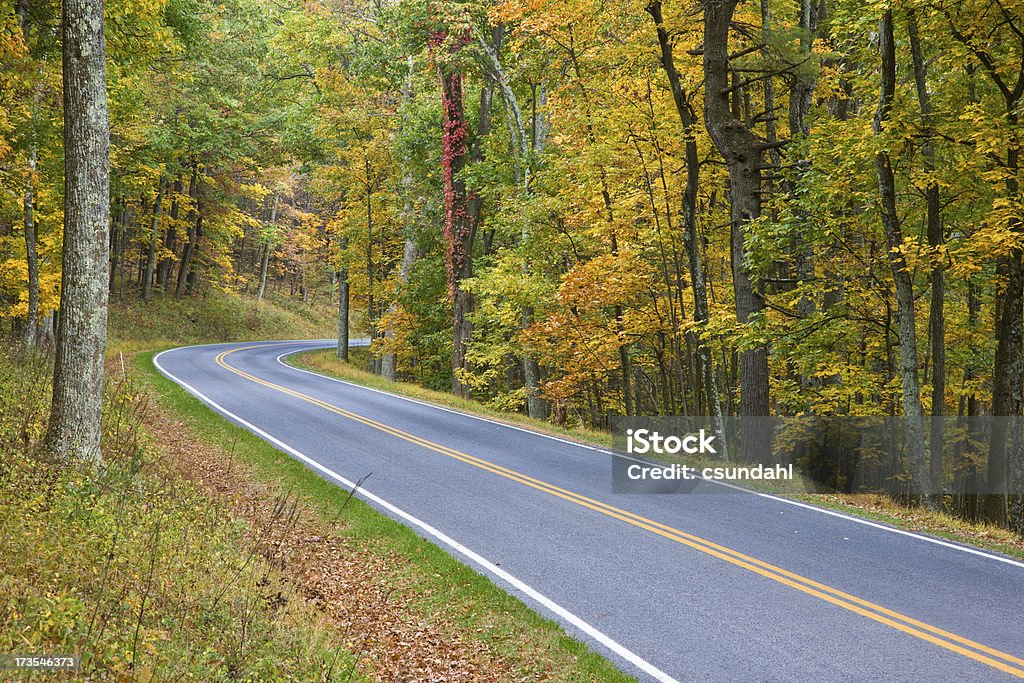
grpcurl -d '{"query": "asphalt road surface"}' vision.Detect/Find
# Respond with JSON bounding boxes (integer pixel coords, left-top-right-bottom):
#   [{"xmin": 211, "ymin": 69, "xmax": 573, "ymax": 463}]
[{"xmin": 154, "ymin": 340, "xmax": 1024, "ymax": 682}]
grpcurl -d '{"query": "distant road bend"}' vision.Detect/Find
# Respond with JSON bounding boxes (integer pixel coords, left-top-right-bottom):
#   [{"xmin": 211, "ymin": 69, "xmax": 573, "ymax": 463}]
[{"xmin": 155, "ymin": 340, "xmax": 1024, "ymax": 682}]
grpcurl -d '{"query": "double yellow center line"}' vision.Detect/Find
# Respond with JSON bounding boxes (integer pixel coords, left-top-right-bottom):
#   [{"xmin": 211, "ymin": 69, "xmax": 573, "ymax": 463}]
[{"xmin": 216, "ymin": 344, "xmax": 1024, "ymax": 678}]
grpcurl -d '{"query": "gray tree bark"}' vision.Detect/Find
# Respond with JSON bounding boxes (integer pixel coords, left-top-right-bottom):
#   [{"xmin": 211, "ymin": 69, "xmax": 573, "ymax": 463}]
[
  {"xmin": 908, "ymin": 13, "xmax": 945, "ymax": 496},
  {"xmin": 789, "ymin": 0, "xmax": 826, "ymax": 139},
  {"xmin": 23, "ymin": 129, "xmax": 40, "ymax": 347},
  {"xmin": 648, "ymin": 0, "xmax": 727, "ymax": 458},
  {"xmin": 382, "ymin": 58, "xmax": 418, "ymax": 382},
  {"xmin": 46, "ymin": 0, "xmax": 110, "ymax": 463},
  {"xmin": 381, "ymin": 238, "xmax": 417, "ymax": 381},
  {"xmin": 947, "ymin": 0, "xmax": 1024, "ymax": 525},
  {"xmin": 702, "ymin": 0, "xmax": 771, "ymax": 421},
  {"xmin": 38, "ymin": 310, "xmax": 54, "ymax": 345},
  {"xmin": 988, "ymin": 168, "xmax": 1023, "ymax": 524},
  {"xmin": 874, "ymin": 10, "xmax": 933, "ymax": 502},
  {"xmin": 477, "ymin": 24, "xmax": 547, "ymax": 418},
  {"xmin": 175, "ymin": 165, "xmax": 199, "ymax": 298},
  {"xmin": 786, "ymin": 0, "xmax": 824, "ymax": 323},
  {"xmin": 364, "ymin": 159, "xmax": 379, "ymax": 375}
]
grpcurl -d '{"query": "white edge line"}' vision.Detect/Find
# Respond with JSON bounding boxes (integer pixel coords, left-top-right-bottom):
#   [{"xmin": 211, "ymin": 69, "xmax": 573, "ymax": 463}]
[
  {"xmin": 152, "ymin": 348, "xmax": 679, "ymax": 683},
  {"xmin": 271, "ymin": 343, "xmax": 1024, "ymax": 571}
]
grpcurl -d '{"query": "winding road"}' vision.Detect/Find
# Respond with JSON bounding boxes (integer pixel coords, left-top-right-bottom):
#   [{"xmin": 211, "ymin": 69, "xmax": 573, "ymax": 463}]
[{"xmin": 154, "ymin": 340, "xmax": 1024, "ymax": 682}]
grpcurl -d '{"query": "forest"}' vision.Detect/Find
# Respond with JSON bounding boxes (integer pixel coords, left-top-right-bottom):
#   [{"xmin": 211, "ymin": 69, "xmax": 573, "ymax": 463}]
[{"xmin": 2, "ymin": 0, "xmax": 1024, "ymax": 531}]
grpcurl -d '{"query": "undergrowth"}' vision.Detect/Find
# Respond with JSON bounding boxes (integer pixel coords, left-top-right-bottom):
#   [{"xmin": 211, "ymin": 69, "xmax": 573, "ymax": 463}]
[
  {"xmin": 0, "ymin": 347, "xmax": 358, "ymax": 681},
  {"xmin": 109, "ymin": 291, "xmax": 334, "ymax": 353}
]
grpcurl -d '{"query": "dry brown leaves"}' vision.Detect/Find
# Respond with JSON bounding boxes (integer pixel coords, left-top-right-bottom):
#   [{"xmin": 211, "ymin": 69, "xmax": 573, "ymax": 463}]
[{"xmin": 141, "ymin": 393, "xmax": 520, "ymax": 682}]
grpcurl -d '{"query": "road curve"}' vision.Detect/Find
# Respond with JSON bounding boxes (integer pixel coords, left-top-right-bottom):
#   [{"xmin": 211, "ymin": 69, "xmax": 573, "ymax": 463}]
[{"xmin": 154, "ymin": 340, "xmax": 1024, "ymax": 682}]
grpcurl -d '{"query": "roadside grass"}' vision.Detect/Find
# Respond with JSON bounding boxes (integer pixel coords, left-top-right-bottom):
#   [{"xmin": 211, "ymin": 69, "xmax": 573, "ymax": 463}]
[
  {"xmin": 108, "ymin": 290, "xmax": 333, "ymax": 355},
  {"xmin": 100, "ymin": 292, "xmax": 634, "ymax": 679},
  {"xmin": 4, "ymin": 291, "xmax": 634, "ymax": 681},
  {"xmin": 136, "ymin": 349, "xmax": 634, "ymax": 682},
  {"xmin": 791, "ymin": 493, "xmax": 1024, "ymax": 560},
  {"xmin": 297, "ymin": 348, "xmax": 614, "ymax": 449},
  {"xmin": 292, "ymin": 349, "xmax": 1024, "ymax": 561},
  {"xmin": 0, "ymin": 347, "xmax": 359, "ymax": 681}
]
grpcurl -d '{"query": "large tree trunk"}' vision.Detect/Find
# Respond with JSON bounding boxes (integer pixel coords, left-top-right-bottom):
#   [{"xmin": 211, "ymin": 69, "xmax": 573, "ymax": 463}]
[
  {"xmin": 702, "ymin": 0, "xmax": 771, "ymax": 422},
  {"xmin": 789, "ymin": 0, "xmax": 825, "ymax": 140},
  {"xmin": 649, "ymin": 1, "xmax": 727, "ymax": 457},
  {"xmin": 477, "ymin": 25, "xmax": 548, "ymax": 419},
  {"xmin": 908, "ymin": 14, "xmax": 945, "ymax": 496},
  {"xmin": 986, "ymin": 108, "xmax": 1024, "ymax": 524},
  {"xmin": 185, "ymin": 214, "xmax": 202, "ymax": 295},
  {"xmin": 176, "ymin": 213, "xmax": 200, "ymax": 298},
  {"xmin": 381, "ymin": 57, "xmax": 418, "ymax": 383},
  {"xmin": 185, "ymin": 232, "xmax": 200, "ymax": 294},
  {"xmin": 364, "ymin": 160, "xmax": 379, "ymax": 374},
  {"xmin": 988, "ymin": 211, "xmax": 1023, "ymax": 523},
  {"xmin": 46, "ymin": 0, "xmax": 110, "ymax": 463},
  {"xmin": 874, "ymin": 10, "xmax": 933, "ymax": 502},
  {"xmin": 784, "ymin": 0, "xmax": 825, "ymax": 394},
  {"xmin": 947, "ymin": 0, "xmax": 1024, "ymax": 527},
  {"xmin": 451, "ymin": 289, "xmax": 472, "ymax": 393},
  {"xmin": 988, "ymin": 252, "xmax": 1023, "ymax": 523},
  {"xmin": 437, "ymin": 52, "xmax": 483, "ymax": 398}
]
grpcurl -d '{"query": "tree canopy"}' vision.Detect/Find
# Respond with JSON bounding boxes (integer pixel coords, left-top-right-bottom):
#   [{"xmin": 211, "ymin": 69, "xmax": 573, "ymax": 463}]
[{"xmin": 3, "ymin": 0, "xmax": 1024, "ymax": 528}]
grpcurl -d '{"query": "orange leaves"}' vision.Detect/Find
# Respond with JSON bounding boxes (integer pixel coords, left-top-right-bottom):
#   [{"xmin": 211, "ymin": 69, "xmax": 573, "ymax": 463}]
[
  {"xmin": 489, "ymin": 0, "xmax": 581, "ymax": 45},
  {"xmin": 556, "ymin": 249, "xmax": 655, "ymax": 312},
  {"xmin": 522, "ymin": 249, "xmax": 660, "ymax": 404}
]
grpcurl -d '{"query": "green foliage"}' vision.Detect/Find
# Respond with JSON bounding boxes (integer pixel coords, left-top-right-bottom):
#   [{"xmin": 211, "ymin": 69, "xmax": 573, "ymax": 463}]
[{"xmin": 393, "ymin": 254, "xmax": 457, "ymax": 391}]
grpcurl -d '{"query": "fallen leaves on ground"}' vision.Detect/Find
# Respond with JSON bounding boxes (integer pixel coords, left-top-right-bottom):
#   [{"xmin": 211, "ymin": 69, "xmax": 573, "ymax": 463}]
[{"xmin": 142, "ymin": 396, "xmax": 521, "ymax": 682}]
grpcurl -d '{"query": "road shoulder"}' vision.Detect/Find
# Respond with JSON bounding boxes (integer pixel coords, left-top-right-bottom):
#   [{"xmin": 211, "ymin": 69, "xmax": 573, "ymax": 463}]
[
  {"xmin": 137, "ymin": 348, "xmax": 635, "ymax": 682},
  {"xmin": 290, "ymin": 347, "xmax": 1024, "ymax": 563}
]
